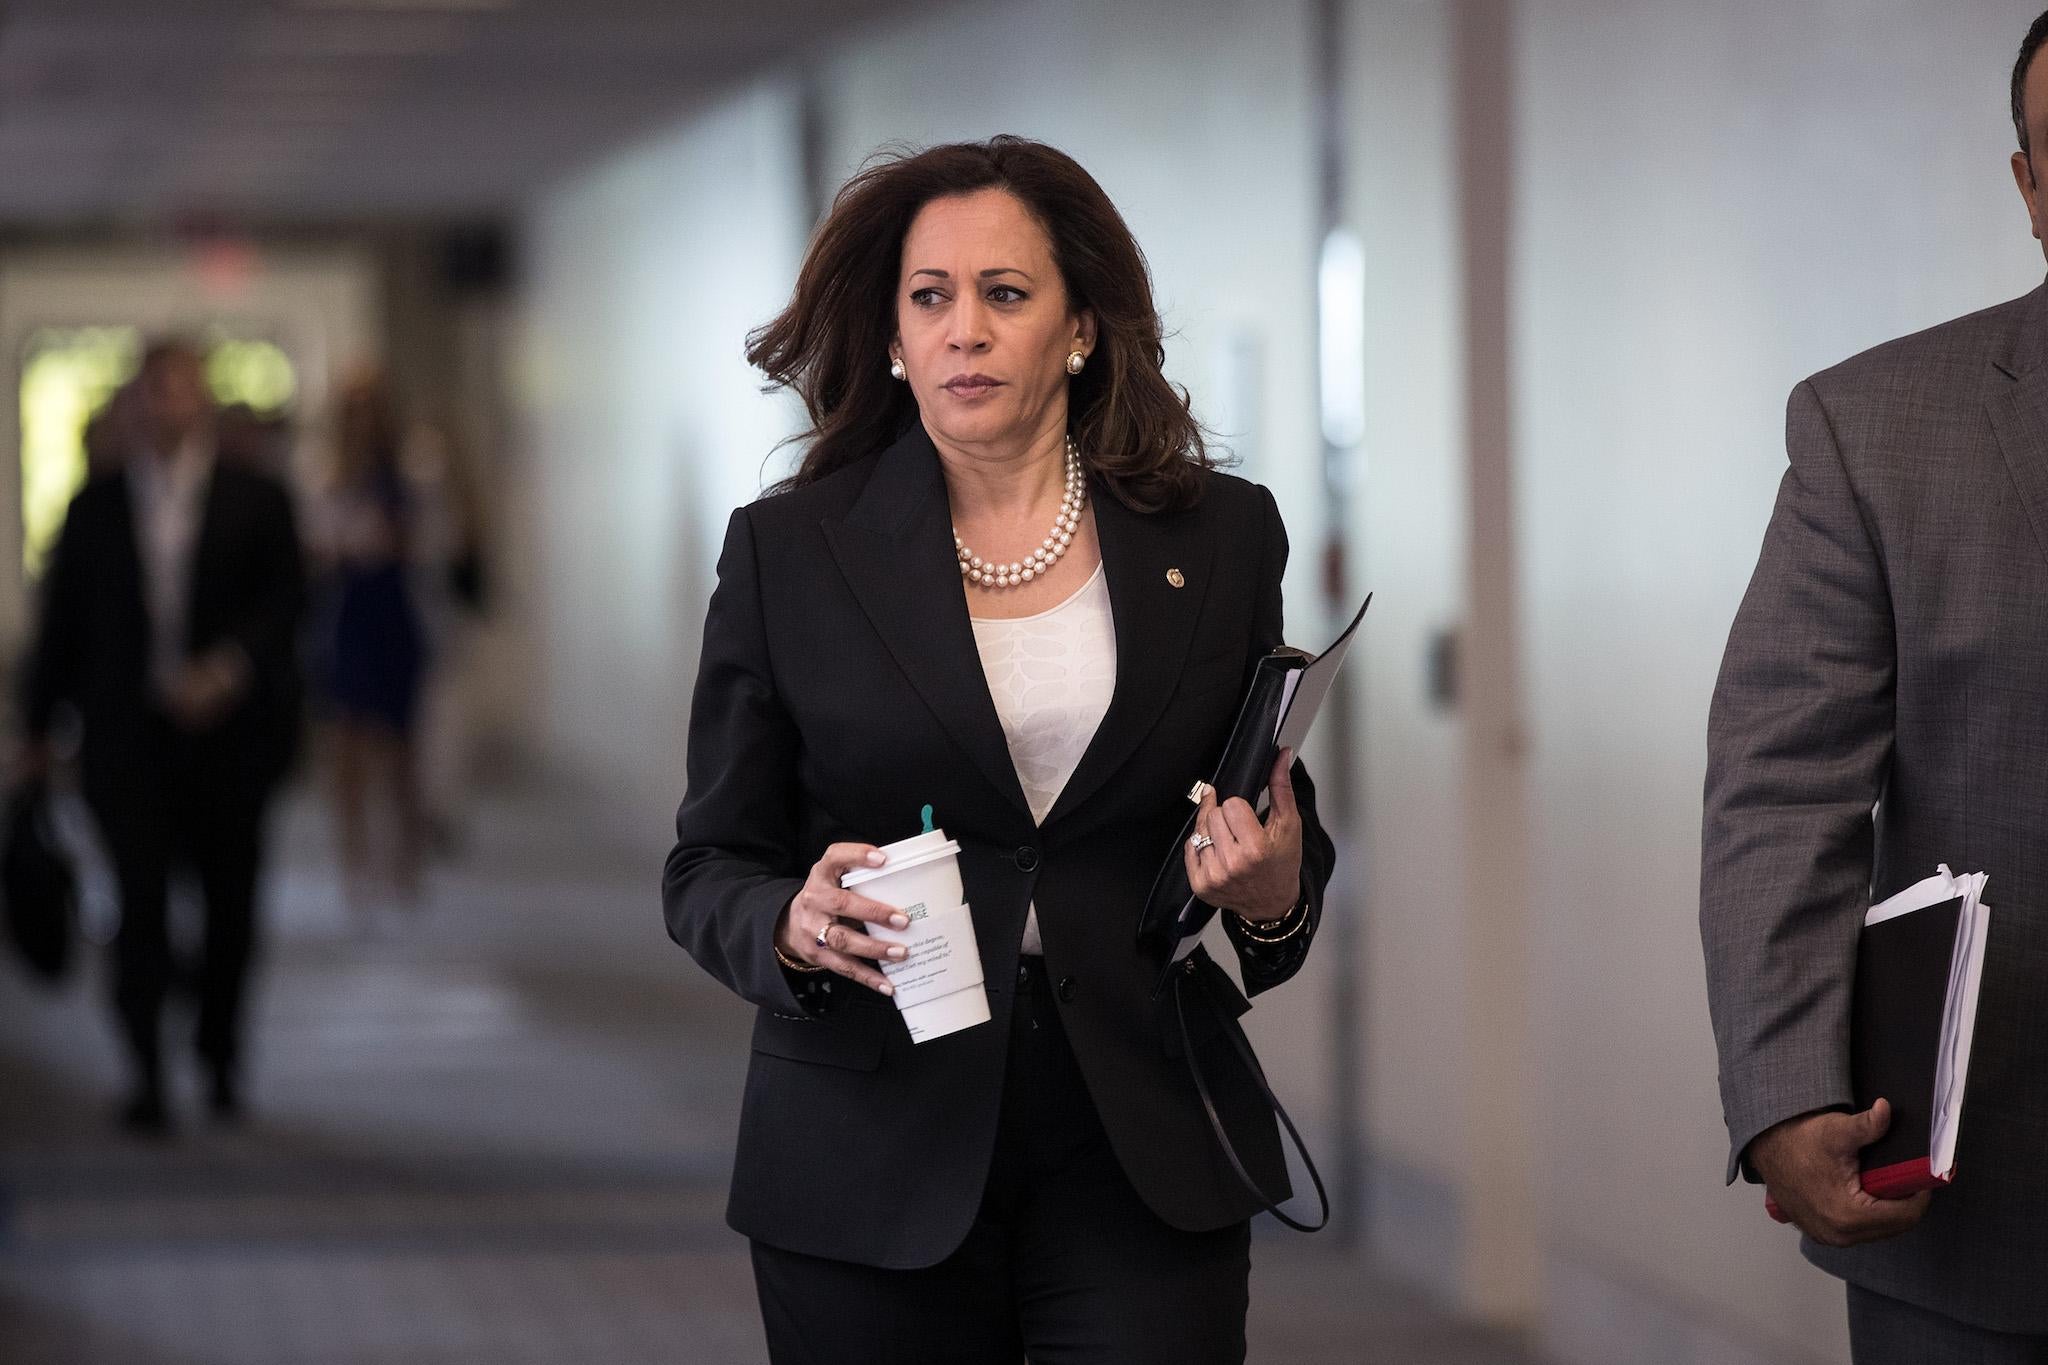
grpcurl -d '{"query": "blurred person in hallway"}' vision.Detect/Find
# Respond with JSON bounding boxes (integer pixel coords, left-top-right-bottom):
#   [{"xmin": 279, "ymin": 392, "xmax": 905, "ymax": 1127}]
[
  {"xmin": 400, "ymin": 412, "xmax": 490, "ymax": 857},
  {"xmin": 1702, "ymin": 11, "xmax": 2048, "ymax": 1359},
  {"xmin": 82, "ymin": 379, "xmax": 143, "ymax": 476},
  {"xmin": 310, "ymin": 371, "xmax": 433, "ymax": 925},
  {"xmin": 665, "ymin": 137, "xmax": 1334, "ymax": 1365},
  {"xmin": 20, "ymin": 337, "xmax": 305, "ymax": 1133},
  {"xmin": 216, "ymin": 401, "xmax": 294, "ymax": 479}
]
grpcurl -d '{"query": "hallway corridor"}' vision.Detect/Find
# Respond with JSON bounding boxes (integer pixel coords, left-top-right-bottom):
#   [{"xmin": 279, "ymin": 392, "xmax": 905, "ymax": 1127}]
[{"xmin": 0, "ymin": 783, "xmax": 1538, "ymax": 1365}]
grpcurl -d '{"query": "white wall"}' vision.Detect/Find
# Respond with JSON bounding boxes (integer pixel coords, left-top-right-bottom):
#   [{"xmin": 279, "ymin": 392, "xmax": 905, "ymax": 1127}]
[
  {"xmin": 1344, "ymin": 0, "xmax": 1481, "ymax": 1297},
  {"xmin": 516, "ymin": 84, "xmax": 809, "ymax": 835},
  {"xmin": 1514, "ymin": 2, "xmax": 2043, "ymax": 1361}
]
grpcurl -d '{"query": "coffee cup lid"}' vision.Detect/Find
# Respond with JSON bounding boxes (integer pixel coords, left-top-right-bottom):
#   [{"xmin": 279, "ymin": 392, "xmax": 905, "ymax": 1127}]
[
  {"xmin": 877, "ymin": 830, "xmax": 953, "ymax": 862},
  {"xmin": 841, "ymin": 838, "xmax": 961, "ymax": 889}
]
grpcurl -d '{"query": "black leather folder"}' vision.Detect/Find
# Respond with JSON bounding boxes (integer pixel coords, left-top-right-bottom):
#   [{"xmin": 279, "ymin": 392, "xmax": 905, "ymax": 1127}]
[
  {"xmin": 1764, "ymin": 867, "xmax": 1990, "ymax": 1222},
  {"xmin": 1135, "ymin": 594, "xmax": 1370, "ymax": 986}
]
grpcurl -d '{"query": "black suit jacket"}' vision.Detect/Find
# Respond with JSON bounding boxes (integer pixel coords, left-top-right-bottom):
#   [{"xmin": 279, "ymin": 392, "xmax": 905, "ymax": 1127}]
[
  {"xmin": 663, "ymin": 424, "xmax": 1336, "ymax": 1269},
  {"xmin": 24, "ymin": 457, "xmax": 305, "ymax": 799}
]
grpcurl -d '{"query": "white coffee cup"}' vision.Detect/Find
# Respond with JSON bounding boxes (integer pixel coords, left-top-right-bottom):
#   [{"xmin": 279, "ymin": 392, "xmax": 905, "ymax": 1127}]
[{"xmin": 841, "ymin": 830, "xmax": 989, "ymax": 1043}]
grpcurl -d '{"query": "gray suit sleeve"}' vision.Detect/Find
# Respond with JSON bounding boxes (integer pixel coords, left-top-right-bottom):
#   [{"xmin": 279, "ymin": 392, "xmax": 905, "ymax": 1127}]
[{"xmin": 1701, "ymin": 379, "xmax": 1896, "ymax": 1184}]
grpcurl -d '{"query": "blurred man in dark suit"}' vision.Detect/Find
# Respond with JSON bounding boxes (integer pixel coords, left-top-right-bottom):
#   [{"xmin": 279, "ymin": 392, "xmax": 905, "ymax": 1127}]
[{"xmin": 23, "ymin": 338, "xmax": 305, "ymax": 1133}]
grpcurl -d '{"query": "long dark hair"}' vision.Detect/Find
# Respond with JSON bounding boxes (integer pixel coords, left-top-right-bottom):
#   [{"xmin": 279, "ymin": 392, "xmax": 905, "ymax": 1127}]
[
  {"xmin": 332, "ymin": 370, "xmax": 404, "ymax": 494},
  {"xmin": 749, "ymin": 136, "xmax": 1214, "ymax": 512}
]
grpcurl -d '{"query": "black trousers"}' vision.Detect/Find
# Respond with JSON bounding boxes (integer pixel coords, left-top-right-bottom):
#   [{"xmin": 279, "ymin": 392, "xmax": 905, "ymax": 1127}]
[
  {"xmin": 1849, "ymin": 1284, "xmax": 2048, "ymax": 1364},
  {"xmin": 751, "ymin": 956, "xmax": 1252, "ymax": 1365},
  {"xmin": 86, "ymin": 725, "xmax": 271, "ymax": 1096}
]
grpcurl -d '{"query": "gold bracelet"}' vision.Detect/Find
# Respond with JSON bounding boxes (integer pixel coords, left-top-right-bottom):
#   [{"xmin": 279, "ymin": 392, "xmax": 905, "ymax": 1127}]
[
  {"xmin": 1230, "ymin": 896, "xmax": 1309, "ymax": 944},
  {"xmin": 774, "ymin": 944, "xmax": 826, "ymax": 973}
]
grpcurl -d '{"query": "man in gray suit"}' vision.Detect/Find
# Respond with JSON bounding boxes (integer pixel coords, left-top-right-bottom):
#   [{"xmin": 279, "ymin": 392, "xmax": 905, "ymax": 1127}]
[{"xmin": 1704, "ymin": 11, "xmax": 2048, "ymax": 1361}]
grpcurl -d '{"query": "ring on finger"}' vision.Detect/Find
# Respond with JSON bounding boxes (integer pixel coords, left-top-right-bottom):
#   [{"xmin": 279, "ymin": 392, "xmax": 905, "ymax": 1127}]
[
  {"xmin": 814, "ymin": 921, "xmax": 833, "ymax": 950},
  {"xmin": 1189, "ymin": 831, "xmax": 1215, "ymax": 854}
]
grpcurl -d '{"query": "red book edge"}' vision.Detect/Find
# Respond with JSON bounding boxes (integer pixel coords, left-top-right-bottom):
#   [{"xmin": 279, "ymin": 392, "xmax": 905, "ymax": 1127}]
[{"xmin": 1764, "ymin": 1158, "xmax": 1948, "ymax": 1223}]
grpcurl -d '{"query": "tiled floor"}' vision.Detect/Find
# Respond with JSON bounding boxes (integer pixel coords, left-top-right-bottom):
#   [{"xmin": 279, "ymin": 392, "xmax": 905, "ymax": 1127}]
[{"xmin": 0, "ymin": 784, "xmax": 1540, "ymax": 1364}]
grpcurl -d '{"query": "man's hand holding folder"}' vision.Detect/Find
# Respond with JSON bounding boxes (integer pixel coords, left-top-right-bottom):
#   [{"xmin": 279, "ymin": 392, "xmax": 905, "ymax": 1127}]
[
  {"xmin": 1749, "ymin": 1100, "xmax": 1931, "ymax": 1247},
  {"xmin": 1750, "ymin": 864, "xmax": 1989, "ymax": 1243}
]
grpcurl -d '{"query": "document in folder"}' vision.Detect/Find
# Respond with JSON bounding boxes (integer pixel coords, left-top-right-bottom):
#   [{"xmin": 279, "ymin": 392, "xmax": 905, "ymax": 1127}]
[
  {"xmin": 1855, "ymin": 865, "xmax": 1991, "ymax": 1196},
  {"xmin": 1273, "ymin": 598, "xmax": 1368, "ymax": 769}
]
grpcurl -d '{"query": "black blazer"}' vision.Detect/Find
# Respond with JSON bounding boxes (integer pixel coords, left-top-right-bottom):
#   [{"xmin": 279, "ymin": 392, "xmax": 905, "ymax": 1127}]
[
  {"xmin": 23, "ymin": 458, "xmax": 305, "ymax": 799},
  {"xmin": 663, "ymin": 424, "xmax": 1335, "ymax": 1269}
]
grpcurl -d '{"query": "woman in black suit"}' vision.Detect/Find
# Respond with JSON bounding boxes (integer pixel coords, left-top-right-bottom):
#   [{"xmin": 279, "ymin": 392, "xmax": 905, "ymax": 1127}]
[{"xmin": 664, "ymin": 136, "xmax": 1335, "ymax": 1364}]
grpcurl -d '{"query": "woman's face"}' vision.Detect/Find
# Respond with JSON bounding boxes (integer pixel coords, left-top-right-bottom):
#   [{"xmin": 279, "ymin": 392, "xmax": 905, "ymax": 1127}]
[{"xmin": 892, "ymin": 188, "xmax": 1094, "ymax": 456}]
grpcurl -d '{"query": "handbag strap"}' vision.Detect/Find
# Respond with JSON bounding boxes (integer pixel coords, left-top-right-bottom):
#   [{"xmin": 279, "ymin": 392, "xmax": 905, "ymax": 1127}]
[{"xmin": 1173, "ymin": 972, "xmax": 1330, "ymax": 1233}]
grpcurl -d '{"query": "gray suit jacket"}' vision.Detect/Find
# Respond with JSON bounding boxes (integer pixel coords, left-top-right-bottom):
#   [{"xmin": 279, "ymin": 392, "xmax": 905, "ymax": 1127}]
[{"xmin": 1704, "ymin": 281, "xmax": 2048, "ymax": 1333}]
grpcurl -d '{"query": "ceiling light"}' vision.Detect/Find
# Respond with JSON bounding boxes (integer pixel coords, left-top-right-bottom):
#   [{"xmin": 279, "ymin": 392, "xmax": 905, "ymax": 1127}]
[{"xmin": 1317, "ymin": 227, "xmax": 1367, "ymax": 453}]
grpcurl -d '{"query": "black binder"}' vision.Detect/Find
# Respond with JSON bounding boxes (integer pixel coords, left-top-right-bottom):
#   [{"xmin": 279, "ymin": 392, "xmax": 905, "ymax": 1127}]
[
  {"xmin": 1763, "ymin": 867, "xmax": 1990, "ymax": 1222},
  {"xmin": 1851, "ymin": 897, "xmax": 1964, "ymax": 1191}
]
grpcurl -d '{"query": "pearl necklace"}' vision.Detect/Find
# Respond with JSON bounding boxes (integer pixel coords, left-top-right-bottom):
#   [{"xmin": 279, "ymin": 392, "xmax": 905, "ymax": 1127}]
[{"xmin": 954, "ymin": 437, "xmax": 1086, "ymax": 590}]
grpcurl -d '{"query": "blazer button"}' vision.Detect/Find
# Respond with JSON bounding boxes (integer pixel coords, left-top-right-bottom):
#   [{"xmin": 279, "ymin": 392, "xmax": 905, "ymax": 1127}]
[
  {"xmin": 1056, "ymin": 976, "xmax": 1077, "ymax": 1003},
  {"xmin": 1013, "ymin": 846, "xmax": 1040, "ymax": 872}
]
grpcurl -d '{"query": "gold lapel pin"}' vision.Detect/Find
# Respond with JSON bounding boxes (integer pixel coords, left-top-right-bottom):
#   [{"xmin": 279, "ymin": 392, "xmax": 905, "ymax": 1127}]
[{"xmin": 1166, "ymin": 568, "xmax": 1185, "ymax": 588}]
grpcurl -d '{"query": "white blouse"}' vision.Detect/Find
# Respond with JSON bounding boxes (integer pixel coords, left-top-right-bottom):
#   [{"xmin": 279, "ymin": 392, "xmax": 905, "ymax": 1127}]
[{"xmin": 969, "ymin": 561, "xmax": 1117, "ymax": 954}]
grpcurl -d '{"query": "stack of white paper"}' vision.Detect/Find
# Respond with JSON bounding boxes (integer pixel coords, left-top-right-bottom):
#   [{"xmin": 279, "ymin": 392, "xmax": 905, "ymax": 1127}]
[{"xmin": 1864, "ymin": 864, "xmax": 1991, "ymax": 1179}]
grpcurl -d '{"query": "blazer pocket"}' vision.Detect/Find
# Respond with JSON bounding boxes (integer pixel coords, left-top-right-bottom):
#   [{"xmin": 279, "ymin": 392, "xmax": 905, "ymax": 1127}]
[
  {"xmin": 751, "ymin": 1008, "xmax": 888, "ymax": 1071},
  {"xmin": 1158, "ymin": 947, "xmax": 1253, "ymax": 1060},
  {"xmin": 1184, "ymin": 641, "xmax": 1245, "ymax": 671}
]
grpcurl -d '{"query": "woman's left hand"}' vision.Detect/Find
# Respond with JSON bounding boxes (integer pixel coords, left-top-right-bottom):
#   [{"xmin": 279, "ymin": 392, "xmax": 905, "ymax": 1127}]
[{"xmin": 1184, "ymin": 749, "xmax": 1303, "ymax": 923}]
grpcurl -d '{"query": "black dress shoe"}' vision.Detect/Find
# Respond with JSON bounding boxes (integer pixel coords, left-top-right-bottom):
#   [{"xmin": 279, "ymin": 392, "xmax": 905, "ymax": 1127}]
[{"xmin": 118, "ymin": 1089, "xmax": 173, "ymax": 1138}]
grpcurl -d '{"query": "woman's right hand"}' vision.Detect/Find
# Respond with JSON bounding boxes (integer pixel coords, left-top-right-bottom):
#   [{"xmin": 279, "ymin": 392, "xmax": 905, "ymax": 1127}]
[{"xmin": 776, "ymin": 843, "xmax": 913, "ymax": 994}]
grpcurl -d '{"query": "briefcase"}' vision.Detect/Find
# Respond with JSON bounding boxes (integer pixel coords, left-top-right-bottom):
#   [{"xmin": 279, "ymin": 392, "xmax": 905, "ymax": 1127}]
[{"xmin": 2, "ymin": 782, "xmax": 77, "ymax": 984}]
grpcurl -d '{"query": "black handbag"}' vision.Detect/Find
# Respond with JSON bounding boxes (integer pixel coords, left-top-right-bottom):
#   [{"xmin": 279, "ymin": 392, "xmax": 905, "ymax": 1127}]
[
  {"xmin": 2, "ymin": 782, "xmax": 77, "ymax": 983},
  {"xmin": 1165, "ymin": 946, "xmax": 1331, "ymax": 1232}
]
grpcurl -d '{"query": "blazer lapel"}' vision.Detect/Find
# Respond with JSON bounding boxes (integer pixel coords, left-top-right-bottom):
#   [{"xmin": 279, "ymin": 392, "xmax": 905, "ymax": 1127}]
[
  {"xmin": 1987, "ymin": 282, "xmax": 2048, "ymax": 571},
  {"xmin": 1041, "ymin": 484, "xmax": 1213, "ymax": 829},
  {"xmin": 186, "ymin": 457, "xmax": 229, "ymax": 651},
  {"xmin": 824, "ymin": 426, "xmax": 1033, "ymax": 821}
]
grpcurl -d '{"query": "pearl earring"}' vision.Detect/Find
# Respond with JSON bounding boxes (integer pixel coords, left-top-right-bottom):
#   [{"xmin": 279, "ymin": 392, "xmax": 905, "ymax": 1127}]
[
  {"xmin": 1065, "ymin": 350, "xmax": 1086, "ymax": 375},
  {"xmin": 890, "ymin": 357, "xmax": 907, "ymax": 381}
]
